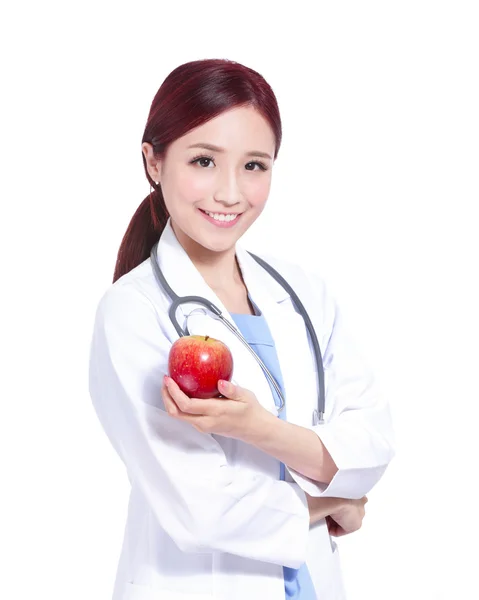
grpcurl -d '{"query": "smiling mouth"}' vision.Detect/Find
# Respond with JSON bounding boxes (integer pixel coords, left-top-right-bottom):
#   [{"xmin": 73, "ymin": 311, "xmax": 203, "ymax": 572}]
[
  {"xmin": 198, "ymin": 208, "xmax": 243, "ymax": 226},
  {"xmin": 199, "ymin": 209, "xmax": 242, "ymax": 216}
]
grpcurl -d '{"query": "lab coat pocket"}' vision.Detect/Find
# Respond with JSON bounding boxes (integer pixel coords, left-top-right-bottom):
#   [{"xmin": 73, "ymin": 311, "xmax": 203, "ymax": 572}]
[{"xmin": 123, "ymin": 582, "xmax": 213, "ymax": 600}]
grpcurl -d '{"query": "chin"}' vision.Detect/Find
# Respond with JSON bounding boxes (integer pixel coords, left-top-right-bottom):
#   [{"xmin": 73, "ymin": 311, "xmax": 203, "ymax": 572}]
[
  {"xmin": 199, "ymin": 236, "xmax": 237, "ymax": 253},
  {"xmin": 176, "ymin": 224, "xmax": 235, "ymax": 254}
]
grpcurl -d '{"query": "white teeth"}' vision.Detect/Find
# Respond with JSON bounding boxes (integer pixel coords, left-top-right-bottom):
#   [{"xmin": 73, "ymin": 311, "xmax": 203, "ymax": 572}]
[{"xmin": 204, "ymin": 210, "xmax": 238, "ymax": 222}]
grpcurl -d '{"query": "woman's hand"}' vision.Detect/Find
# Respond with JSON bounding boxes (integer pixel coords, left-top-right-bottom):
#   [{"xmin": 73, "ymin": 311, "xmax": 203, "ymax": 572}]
[
  {"xmin": 326, "ymin": 497, "xmax": 368, "ymax": 537},
  {"xmin": 306, "ymin": 493, "xmax": 368, "ymax": 536},
  {"xmin": 161, "ymin": 375, "xmax": 268, "ymax": 440}
]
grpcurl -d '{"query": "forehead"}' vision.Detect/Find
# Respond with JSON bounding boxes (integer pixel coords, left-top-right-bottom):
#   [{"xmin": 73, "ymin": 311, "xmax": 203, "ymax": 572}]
[{"xmin": 175, "ymin": 106, "xmax": 275, "ymax": 152}]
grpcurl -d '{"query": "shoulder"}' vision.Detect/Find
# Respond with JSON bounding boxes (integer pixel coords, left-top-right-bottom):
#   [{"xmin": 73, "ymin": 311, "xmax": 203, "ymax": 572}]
[
  {"xmin": 93, "ymin": 258, "xmax": 163, "ymax": 329},
  {"xmin": 245, "ymin": 249, "xmax": 339, "ymax": 346},
  {"xmin": 248, "ymin": 249, "xmax": 333, "ymax": 306}
]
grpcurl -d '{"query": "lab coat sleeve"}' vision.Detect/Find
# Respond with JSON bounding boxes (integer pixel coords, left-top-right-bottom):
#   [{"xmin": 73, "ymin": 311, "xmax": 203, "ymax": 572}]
[
  {"xmin": 286, "ymin": 271, "xmax": 396, "ymax": 499},
  {"xmin": 88, "ymin": 282, "xmax": 310, "ymax": 568}
]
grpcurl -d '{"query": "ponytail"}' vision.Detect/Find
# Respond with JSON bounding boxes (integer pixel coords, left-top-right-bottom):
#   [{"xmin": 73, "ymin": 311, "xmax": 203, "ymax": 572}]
[{"xmin": 112, "ymin": 184, "xmax": 169, "ymax": 283}]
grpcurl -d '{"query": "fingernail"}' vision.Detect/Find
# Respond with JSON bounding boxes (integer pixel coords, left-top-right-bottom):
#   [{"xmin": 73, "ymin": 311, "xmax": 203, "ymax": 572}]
[{"xmin": 164, "ymin": 375, "xmax": 169, "ymax": 386}]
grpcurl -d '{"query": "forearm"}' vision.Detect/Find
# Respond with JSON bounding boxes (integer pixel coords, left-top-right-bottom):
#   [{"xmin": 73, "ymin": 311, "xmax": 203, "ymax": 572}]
[{"xmin": 243, "ymin": 410, "xmax": 338, "ymax": 484}]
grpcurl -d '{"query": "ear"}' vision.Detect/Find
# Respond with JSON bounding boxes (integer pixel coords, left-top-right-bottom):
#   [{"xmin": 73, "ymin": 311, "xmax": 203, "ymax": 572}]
[{"xmin": 142, "ymin": 142, "xmax": 162, "ymax": 184}]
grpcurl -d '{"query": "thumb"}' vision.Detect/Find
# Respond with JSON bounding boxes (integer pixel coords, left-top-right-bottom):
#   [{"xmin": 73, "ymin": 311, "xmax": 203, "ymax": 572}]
[{"xmin": 218, "ymin": 379, "xmax": 241, "ymax": 399}]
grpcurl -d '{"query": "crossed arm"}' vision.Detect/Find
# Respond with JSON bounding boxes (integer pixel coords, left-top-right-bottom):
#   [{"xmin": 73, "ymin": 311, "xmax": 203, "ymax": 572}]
[
  {"xmin": 163, "ymin": 376, "xmax": 337, "ymax": 485},
  {"xmin": 241, "ymin": 409, "xmax": 338, "ymax": 484}
]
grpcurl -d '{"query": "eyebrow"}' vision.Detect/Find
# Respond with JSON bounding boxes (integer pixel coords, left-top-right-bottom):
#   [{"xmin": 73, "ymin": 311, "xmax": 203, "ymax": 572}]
[{"xmin": 187, "ymin": 143, "xmax": 272, "ymax": 160}]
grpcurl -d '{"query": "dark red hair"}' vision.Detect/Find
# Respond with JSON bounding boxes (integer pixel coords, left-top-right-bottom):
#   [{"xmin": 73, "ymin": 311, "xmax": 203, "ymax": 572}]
[{"xmin": 112, "ymin": 58, "xmax": 282, "ymax": 283}]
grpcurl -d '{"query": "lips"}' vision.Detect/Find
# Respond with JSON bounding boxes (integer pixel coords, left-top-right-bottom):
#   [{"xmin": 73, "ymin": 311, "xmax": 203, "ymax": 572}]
[
  {"xmin": 199, "ymin": 209, "xmax": 240, "ymax": 216},
  {"xmin": 198, "ymin": 208, "xmax": 242, "ymax": 228}
]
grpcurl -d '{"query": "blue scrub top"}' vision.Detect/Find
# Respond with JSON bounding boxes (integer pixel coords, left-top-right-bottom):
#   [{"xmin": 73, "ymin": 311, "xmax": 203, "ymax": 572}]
[{"xmin": 231, "ymin": 300, "xmax": 317, "ymax": 599}]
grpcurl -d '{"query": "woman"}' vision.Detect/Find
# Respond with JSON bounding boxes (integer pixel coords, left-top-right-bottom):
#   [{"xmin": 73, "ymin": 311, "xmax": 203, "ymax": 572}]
[{"xmin": 89, "ymin": 58, "xmax": 395, "ymax": 600}]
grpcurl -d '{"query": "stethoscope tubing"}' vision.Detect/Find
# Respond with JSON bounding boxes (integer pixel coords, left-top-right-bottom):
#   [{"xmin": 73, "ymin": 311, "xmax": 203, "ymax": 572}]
[{"xmin": 150, "ymin": 241, "xmax": 325, "ymax": 422}]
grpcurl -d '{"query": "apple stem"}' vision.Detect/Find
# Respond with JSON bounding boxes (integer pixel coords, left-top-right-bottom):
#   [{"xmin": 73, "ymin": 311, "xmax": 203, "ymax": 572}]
[{"xmin": 205, "ymin": 336, "xmax": 209, "ymax": 341}]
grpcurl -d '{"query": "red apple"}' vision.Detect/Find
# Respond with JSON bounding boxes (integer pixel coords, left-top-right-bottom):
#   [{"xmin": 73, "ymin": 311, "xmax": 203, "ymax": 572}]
[{"xmin": 168, "ymin": 335, "xmax": 234, "ymax": 399}]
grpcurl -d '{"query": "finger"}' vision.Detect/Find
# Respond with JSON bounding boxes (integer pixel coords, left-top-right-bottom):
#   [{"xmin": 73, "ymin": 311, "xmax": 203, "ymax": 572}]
[
  {"xmin": 165, "ymin": 376, "xmax": 220, "ymax": 415},
  {"xmin": 217, "ymin": 380, "xmax": 242, "ymax": 399},
  {"xmin": 161, "ymin": 384, "xmax": 181, "ymax": 417},
  {"xmin": 165, "ymin": 376, "xmax": 197, "ymax": 413},
  {"xmin": 332, "ymin": 528, "xmax": 349, "ymax": 537},
  {"xmin": 325, "ymin": 516, "xmax": 334, "ymax": 533},
  {"xmin": 162, "ymin": 384, "xmax": 207, "ymax": 430},
  {"xmin": 326, "ymin": 518, "xmax": 342, "ymax": 537}
]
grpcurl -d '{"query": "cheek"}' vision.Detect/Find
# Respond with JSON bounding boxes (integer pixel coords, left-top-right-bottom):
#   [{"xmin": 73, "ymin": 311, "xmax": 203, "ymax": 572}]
[
  {"xmin": 247, "ymin": 176, "xmax": 272, "ymax": 208},
  {"xmin": 162, "ymin": 168, "xmax": 208, "ymax": 208},
  {"xmin": 177, "ymin": 169, "xmax": 211, "ymax": 199}
]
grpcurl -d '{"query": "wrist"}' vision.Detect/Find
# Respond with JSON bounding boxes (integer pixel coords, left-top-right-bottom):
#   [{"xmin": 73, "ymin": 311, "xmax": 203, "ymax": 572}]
[
  {"xmin": 330, "ymin": 497, "xmax": 351, "ymax": 518},
  {"xmin": 306, "ymin": 494, "xmax": 349, "ymax": 526},
  {"xmin": 242, "ymin": 408, "xmax": 277, "ymax": 445}
]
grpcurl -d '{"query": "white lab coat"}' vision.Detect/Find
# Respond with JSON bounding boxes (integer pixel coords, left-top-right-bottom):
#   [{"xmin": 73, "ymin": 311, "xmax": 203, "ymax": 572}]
[{"xmin": 88, "ymin": 218, "xmax": 395, "ymax": 600}]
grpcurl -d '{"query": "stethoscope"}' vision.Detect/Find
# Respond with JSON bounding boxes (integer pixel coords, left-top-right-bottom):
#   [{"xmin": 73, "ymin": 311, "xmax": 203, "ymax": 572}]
[{"xmin": 150, "ymin": 241, "xmax": 325, "ymax": 425}]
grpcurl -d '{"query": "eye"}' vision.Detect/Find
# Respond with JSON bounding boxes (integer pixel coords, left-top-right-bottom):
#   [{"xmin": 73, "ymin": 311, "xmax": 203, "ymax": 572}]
[
  {"xmin": 245, "ymin": 161, "xmax": 268, "ymax": 172},
  {"xmin": 189, "ymin": 155, "xmax": 268, "ymax": 171},
  {"xmin": 189, "ymin": 154, "xmax": 215, "ymax": 168}
]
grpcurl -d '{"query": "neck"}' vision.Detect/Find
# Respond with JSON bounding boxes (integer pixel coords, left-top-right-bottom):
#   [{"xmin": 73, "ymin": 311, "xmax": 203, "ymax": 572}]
[{"xmin": 172, "ymin": 222, "xmax": 243, "ymax": 292}]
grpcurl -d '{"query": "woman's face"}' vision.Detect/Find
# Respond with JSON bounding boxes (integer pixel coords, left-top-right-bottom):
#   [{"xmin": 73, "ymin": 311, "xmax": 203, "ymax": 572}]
[{"xmin": 143, "ymin": 106, "xmax": 276, "ymax": 254}]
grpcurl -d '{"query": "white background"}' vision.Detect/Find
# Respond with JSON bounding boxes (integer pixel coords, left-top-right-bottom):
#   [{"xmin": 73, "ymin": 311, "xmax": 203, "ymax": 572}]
[{"xmin": 1, "ymin": 1, "xmax": 478, "ymax": 599}]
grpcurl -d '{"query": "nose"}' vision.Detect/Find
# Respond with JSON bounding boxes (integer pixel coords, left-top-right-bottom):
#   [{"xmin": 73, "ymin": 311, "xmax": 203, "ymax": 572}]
[{"xmin": 213, "ymin": 168, "xmax": 243, "ymax": 206}]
